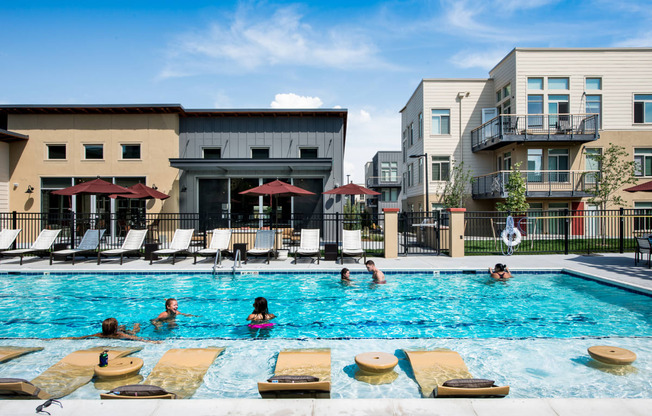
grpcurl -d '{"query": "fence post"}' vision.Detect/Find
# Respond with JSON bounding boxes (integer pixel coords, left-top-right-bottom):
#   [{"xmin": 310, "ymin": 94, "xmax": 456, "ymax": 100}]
[
  {"xmin": 383, "ymin": 208, "xmax": 399, "ymax": 258},
  {"xmin": 335, "ymin": 212, "xmax": 340, "ymax": 252},
  {"xmin": 11, "ymin": 211, "xmax": 17, "ymax": 249},
  {"xmin": 447, "ymin": 208, "xmax": 466, "ymax": 257},
  {"xmin": 619, "ymin": 207, "xmax": 624, "ymax": 254},
  {"xmin": 564, "ymin": 208, "xmax": 569, "ymax": 255}
]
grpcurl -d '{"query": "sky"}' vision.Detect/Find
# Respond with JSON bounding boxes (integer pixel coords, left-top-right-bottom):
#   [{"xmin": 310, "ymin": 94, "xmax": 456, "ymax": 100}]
[{"xmin": 2, "ymin": 0, "xmax": 651, "ymax": 183}]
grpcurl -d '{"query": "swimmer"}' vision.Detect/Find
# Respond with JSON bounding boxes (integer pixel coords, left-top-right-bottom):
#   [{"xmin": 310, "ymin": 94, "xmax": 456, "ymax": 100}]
[
  {"xmin": 60, "ymin": 318, "xmax": 157, "ymax": 343},
  {"xmin": 489, "ymin": 263, "xmax": 512, "ymax": 280},
  {"xmin": 341, "ymin": 267, "xmax": 351, "ymax": 281},
  {"xmin": 365, "ymin": 260, "xmax": 385, "ymax": 283},
  {"xmin": 247, "ymin": 297, "xmax": 276, "ymax": 322},
  {"xmin": 153, "ymin": 298, "xmax": 197, "ymax": 324}
]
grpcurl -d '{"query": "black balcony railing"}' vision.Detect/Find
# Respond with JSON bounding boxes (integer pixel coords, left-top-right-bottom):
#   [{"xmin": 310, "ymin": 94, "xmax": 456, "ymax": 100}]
[
  {"xmin": 472, "ymin": 170, "xmax": 600, "ymax": 199},
  {"xmin": 366, "ymin": 176, "xmax": 401, "ymax": 188}
]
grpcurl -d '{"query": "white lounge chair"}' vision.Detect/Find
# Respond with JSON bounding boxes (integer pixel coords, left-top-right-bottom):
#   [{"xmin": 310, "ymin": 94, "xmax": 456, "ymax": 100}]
[
  {"xmin": 341, "ymin": 229, "xmax": 366, "ymax": 264},
  {"xmin": 50, "ymin": 229, "xmax": 106, "ymax": 265},
  {"xmin": 98, "ymin": 229, "xmax": 147, "ymax": 265},
  {"xmin": 150, "ymin": 229, "xmax": 195, "ymax": 265},
  {"xmin": 294, "ymin": 229, "xmax": 320, "ymax": 264},
  {"xmin": 246, "ymin": 230, "xmax": 275, "ymax": 264},
  {"xmin": 0, "ymin": 229, "xmax": 61, "ymax": 265},
  {"xmin": 0, "ymin": 229, "xmax": 21, "ymax": 252},
  {"xmin": 194, "ymin": 229, "xmax": 232, "ymax": 264}
]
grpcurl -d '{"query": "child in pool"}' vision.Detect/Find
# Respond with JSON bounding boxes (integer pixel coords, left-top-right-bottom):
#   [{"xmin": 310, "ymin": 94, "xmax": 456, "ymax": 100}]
[
  {"xmin": 489, "ymin": 263, "xmax": 512, "ymax": 280},
  {"xmin": 152, "ymin": 298, "xmax": 197, "ymax": 327},
  {"xmin": 247, "ymin": 297, "xmax": 276, "ymax": 328}
]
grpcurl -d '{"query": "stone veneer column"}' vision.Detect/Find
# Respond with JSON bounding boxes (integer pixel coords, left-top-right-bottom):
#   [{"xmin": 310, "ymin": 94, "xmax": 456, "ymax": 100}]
[
  {"xmin": 383, "ymin": 208, "xmax": 399, "ymax": 258},
  {"xmin": 447, "ymin": 208, "xmax": 466, "ymax": 258}
]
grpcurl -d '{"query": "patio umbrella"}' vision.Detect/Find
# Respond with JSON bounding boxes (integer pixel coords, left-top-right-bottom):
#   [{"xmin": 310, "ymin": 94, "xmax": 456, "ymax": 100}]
[
  {"xmin": 624, "ymin": 181, "xmax": 652, "ymax": 192},
  {"xmin": 323, "ymin": 183, "xmax": 381, "ymax": 196},
  {"xmin": 108, "ymin": 183, "xmax": 170, "ymax": 200}
]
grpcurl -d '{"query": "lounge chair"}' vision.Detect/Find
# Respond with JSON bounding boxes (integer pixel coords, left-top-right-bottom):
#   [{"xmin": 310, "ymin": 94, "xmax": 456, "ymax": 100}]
[
  {"xmin": 341, "ymin": 229, "xmax": 366, "ymax": 264},
  {"xmin": 635, "ymin": 237, "xmax": 651, "ymax": 268},
  {"xmin": 150, "ymin": 228, "xmax": 195, "ymax": 265},
  {"xmin": 0, "ymin": 346, "xmax": 140, "ymax": 399},
  {"xmin": 0, "ymin": 346, "xmax": 43, "ymax": 364},
  {"xmin": 294, "ymin": 229, "xmax": 320, "ymax": 264},
  {"xmin": 0, "ymin": 229, "xmax": 61, "ymax": 265},
  {"xmin": 403, "ymin": 349, "xmax": 509, "ymax": 398},
  {"xmin": 246, "ymin": 230, "xmax": 275, "ymax": 264},
  {"xmin": 257, "ymin": 349, "xmax": 331, "ymax": 399},
  {"xmin": 49, "ymin": 229, "xmax": 106, "ymax": 265},
  {"xmin": 193, "ymin": 229, "xmax": 232, "ymax": 264},
  {"xmin": 100, "ymin": 347, "xmax": 224, "ymax": 400},
  {"xmin": 0, "ymin": 229, "xmax": 21, "ymax": 252},
  {"xmin": 98, "ymin": 229, "xmax": 147, "ymax": 265}
]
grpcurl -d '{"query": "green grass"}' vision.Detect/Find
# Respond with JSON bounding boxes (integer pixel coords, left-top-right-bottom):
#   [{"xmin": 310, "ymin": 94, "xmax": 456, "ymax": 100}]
[{"xmin": 465, "ymin": 237, "xmax": 636, "ymax": 255}]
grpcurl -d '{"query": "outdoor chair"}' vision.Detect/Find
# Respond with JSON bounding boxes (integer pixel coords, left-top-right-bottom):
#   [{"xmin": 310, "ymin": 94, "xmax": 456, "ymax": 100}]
[
  {"xmin": 194, "ymin": 229, "xmax": 232, "ymax": 264},
  {"xmin": 246, "ymin": 230, "xmax": 275, "ymax": 264},
  {"xmin": 635, "ymin": 237, "xmax": 651, "ymax": 268},
  {"xmin": 98, "ymin": 229, "xmax": 147, "ymax": 265},
  {"xmin": 341, "ymin": 229, "xmax": 366, "ymax": 264},
  {"xmin": 0, "ymin": 229, "xmax": 61, "ymax": 265},
  {"xmin": 50, "ymin": 229, "xmax": 106, "ymax": 265},
  {"xmin": 150, "ymin": 228, "xmax": 195, "ymax": 265},
  {"xmin": 294, "ymin": 229, "xmax": 320, "ymax": 264},
  {"xmin": 0, "ymin": 229, "xmax": 21, "ymax": 252}
]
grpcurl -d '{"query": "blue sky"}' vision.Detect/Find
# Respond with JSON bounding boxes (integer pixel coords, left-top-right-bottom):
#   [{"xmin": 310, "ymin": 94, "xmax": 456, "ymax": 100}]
[{"xmin": 2, "ymin": 0, "xmax": 651, "ymax": 182}]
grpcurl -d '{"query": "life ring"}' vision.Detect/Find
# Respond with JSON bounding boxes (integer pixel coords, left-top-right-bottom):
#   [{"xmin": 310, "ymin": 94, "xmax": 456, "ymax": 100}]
[{"xmin": 501, "ymin": 228, "xmax": 522, "ymax": 247}]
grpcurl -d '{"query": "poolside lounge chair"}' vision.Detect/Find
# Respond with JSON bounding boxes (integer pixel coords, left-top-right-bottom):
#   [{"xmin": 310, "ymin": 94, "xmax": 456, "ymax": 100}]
[
  {"xmin": 0, "ymin": 346, "xmax": 140, "ymax": 400},
  {"xmin": 98, "ymin": 229, "xmax": 147, "ymax": 265},
  {"xmin": 257, "ymin": 349, "xmax": 331, "ymax": 399},
  {"xmin": 246, "ymin": 230, "xmax": 275, "ymax": 264},
  {"xmin": 403, "ymin": 349, "xmax": 509, "ymax": 398},
  {"xmin": 341, "ymin": 229, "xmax": 366, "ymax": 264},
  {"xmin": 0, "ymin": 346, "xmax": 43, "ymax": 364},
  {"xmin": 0, "ymin": 229, "xmax": 21, "ymax": 252},
  {"xmin": 193, "ymin": 229, "xmax": 232, "ymax": 264},
  {"xmin": 294, "ymin": 229, "xmax": 320, "ymax": 264},
  {"xmin": 635, "ymin": 237, "xmax": 651, "ymax": 268},
  {"xmin": 49, "ymin": 229, "xmax": 106, "ymax": 265},
  {"xmin": 0, "ymin": 229, "xmax": 61, "ymax": 265},
  {"xmin": 100, "ymin": 347, "xmax": 224, "ymax": 400},
  {"xmin": 150, "ymin": 228, "xmax": 195, "ymax": 265}
]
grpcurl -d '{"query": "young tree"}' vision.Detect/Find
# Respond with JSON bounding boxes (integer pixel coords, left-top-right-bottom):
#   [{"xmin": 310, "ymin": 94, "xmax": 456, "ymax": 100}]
[
  {"xmin": 587, "ymin": 143, "xmax": 638, "ymax": 210},
  {"xmin": 496, "ymin": 162, "xmax": 529, "ymax": 213},
  {"xmin": 442, "ymin": 161, "xmax": 474, "ymax": 208}
]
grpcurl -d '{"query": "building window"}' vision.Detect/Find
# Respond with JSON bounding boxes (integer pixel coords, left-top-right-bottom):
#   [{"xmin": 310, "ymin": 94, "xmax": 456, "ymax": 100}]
[
  {"xmin": 381, "ymin": 188, "xmax": 399, "ymax": 202},
  {"xmin": 502, "ymin": 99, "xmax": 512, "ymax": 114},
  {"xmin": 407, "ymin": 163, "xmax": 413, "ymax": 187},
  {"xmin": 402, "ymin": 140, "xmax": 407, "ymax": 163},
  {"xmin": 381, "ymin": 162, "xmax": 398, "ymax": 181},
  {"xmin": 418, "ymin": 158, "xmax": 423, "ymax": 184},
  {"xmin": 528, "ymin": 77, "xmax": 543, "ymax": 90},
  {"xmin": 504, "ymin": 152, "xmax": 512, "ymax": 170},
  {"xmin": 586, "ymin": 78, "xmax": 602, "ymax": 90},
  {"xmin": 496, "ymin": 90, "xmax": 501, "ymax": 103},
  {"xmin": 528, "ymin": 95, "xmax": 544, "ymax": 128},
  {"xmin": 203, "ymin": 148, "xmax": 221, "ymax": 159},
  {"xmin": 431, "ymin": 109, "xmax": 450, "ymax": 135},
  {"xmin": 121, "ymin": 144, "xmax": 141, "ymax": 159},
  {"xmin": 634, "ymin": 94, "xmax": 652, "ymax": 124},
  {"xmin": 47, "ymin": 144, "xmax": 66, "ymax": 160},
  {"xmin": 586, "ymin": 95, "xmax": 602, "ymax": 129},
  {"xmin": 548, "ymin": 77, "xmax": 569, "ymax": 90},
  {"xmin": 251, "ymin": 148, "xmax": 270, "ymax": 159},
  {"xmin": 84, "ymin": 144, "xmax": 103, "ymax": 160},
  {"xmin": 634, "ymin": 148, "xmax": 652, "ymax": 177},
  {"xmin": 418, "ymin": 113, "xmax": 423, "ymax": 139},
  {"xmin": 585, "ymin": 148, "xmax": 601, "ymax": 184},
  {"xmin": 300, "ymin": 148, "xmax": 318, "ymax": 159},
  {"xmin": 431, "ymin": 156, "xmax": 450, "ymax": 181},
  {"xmin": 409, "ymin": 123, "xmax": 414, "ymax": 145},
  {"xmin": 502, "ymin": 84, "xmax": 511, "ymax": 98}
]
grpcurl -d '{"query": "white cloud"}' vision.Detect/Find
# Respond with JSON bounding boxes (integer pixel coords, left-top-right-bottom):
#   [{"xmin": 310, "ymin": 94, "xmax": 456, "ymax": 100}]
[
  {"xmin": 613, "ymin": 31, "xmax": 652, "ymax": 47},
  {"xmin": 494, "ymin": 0, "xmax": 558, "ymax": 12},
  {"xmin": 450, "ymin": 49, "xmax": 510, "ymax": 70},
  {"xmin": 270, "ymin": 93, "xmax": 323, "ymax": 109}
]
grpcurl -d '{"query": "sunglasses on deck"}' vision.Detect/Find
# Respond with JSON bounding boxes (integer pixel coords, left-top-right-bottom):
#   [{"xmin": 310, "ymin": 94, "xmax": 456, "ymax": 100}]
[{"xmin": 36, "ymin": 398, "xmax": 62, "ymax": 415}]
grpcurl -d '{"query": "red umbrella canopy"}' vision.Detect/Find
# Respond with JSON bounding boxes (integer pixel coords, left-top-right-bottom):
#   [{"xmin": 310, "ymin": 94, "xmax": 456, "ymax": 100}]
[
  {"xmin": 239, "ymin": 179, "xmax": 315, "ymax": 197},
  {"xmin": 109, "ymin": 183, "xmax": 170, "ymax": 200},
  {"xmin": 624, "ymin": 180, "xmax": 652, "ymax": 192},
  {"xmin": 51, "ymin": 178, "xmax": 135, "ymax": 196},
  {"xmin": 323, "ymin": 183, "xmax": 380, "ymax": 195}
]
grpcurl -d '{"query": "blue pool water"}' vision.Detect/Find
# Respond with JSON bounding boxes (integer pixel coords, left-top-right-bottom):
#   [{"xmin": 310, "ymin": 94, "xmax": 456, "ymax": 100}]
[{"xmin": 0, "ymin": 270, "xmax": 650, "ymax": 340}]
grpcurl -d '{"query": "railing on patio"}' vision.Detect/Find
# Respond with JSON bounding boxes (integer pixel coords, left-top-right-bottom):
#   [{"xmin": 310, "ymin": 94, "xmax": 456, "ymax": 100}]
[
  {"xmin": 464, "ymin": 209, "xmax": 646, "ymax": 255},
  {"xmin": 398, "ymin": 211, "xmax": 446, "ymax": 256},
  {"xmin": 472, "ymin": 170, "xmax": 600, "ymax": 199}
]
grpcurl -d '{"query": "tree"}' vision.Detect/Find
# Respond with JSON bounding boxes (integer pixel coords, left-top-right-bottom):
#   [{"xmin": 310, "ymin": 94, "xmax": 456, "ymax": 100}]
[
  {"xmin": 587, "ymin": 143, "xmax": 638, "ymax": 210},
  {"xmin": 442, "ymin": 161, "xmax": 474, "ymax": 208},
  {"xmin": 496, "ymin": 162, "xmax": 529, "ymax": 213}
]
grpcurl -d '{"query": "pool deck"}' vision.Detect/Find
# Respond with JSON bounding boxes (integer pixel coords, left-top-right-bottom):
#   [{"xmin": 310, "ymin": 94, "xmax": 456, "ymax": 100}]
[{"xmin": 0, "ymin": 252, "xmax": 650, "ymax": 415}]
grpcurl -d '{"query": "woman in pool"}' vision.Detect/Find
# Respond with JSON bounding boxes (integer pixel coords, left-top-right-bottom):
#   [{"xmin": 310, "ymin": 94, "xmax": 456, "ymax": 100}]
[
  {"xmin": 247, "ymin": 297, "xmax": 276, "ymax": 328},
  {"xmin": 60, "ymin": 317, "xmax": 158, "ymax": 343},
  {"xmin": 489, "ymin": 263, "xmax": 512, "ymax": 280},
  {"xmin": 152, "ymin": 298, "xmax": 197, "ymax": 327}
]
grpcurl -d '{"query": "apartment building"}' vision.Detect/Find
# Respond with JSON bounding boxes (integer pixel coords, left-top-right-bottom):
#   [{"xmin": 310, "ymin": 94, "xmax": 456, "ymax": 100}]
[
  {"xmin": 401, "ymin": 48, "xmax": 652, "ymax": 214},
  {"xmin": 364, "ymin": 151, "xmax": 402, "ymax": 217}
]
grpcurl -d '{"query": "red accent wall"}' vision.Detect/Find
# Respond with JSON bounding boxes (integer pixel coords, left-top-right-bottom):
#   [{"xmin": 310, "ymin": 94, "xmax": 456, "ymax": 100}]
[{"xmin": 571, "ymin": 201, "xmax": 584, "ymax": 235}]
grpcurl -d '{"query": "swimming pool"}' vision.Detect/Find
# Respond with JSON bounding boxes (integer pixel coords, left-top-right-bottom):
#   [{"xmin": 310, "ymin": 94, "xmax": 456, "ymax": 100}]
[{"xmin": 0, "ymin": 269, "xmax": 650, "ymax": 399}]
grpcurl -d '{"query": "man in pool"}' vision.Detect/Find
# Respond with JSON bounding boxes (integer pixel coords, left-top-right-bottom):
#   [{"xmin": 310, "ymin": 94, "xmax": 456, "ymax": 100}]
[
  {"xmin": 365, "ymin": 260, "xmax": 385, "ymax": 283},
  {"xmin": 489, "ymin": 263, "xmax": 512, "ymax": 280}
]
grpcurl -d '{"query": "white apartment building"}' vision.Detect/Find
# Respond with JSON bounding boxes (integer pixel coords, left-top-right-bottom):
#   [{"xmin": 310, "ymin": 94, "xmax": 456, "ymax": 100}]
[{"xmin": 401, "ymin": 47, "xmax": 652, "ymax": 214}]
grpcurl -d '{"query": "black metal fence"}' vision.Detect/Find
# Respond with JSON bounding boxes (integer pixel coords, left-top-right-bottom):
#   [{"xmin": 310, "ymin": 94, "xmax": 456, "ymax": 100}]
[
  {"xmin": 398, "ymin": 211, "xmax": 445, "ymax": 255},
  {"xmin": 464, "ymin": 208, "xmax": 647, "ymax": 255}
]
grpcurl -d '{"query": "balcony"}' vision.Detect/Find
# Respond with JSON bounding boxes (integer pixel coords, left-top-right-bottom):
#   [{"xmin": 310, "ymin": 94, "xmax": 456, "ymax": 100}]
[
  {"xmin": 472, "ymin": 170, "xmax": 600, "ymax": 199},
  {"xmin": 471, "ymin": 114, "xmax": 599, "ymax": 153},
  {"xmin": 366, "ymin": 176, "xmax": 401, "ymax": 188}
]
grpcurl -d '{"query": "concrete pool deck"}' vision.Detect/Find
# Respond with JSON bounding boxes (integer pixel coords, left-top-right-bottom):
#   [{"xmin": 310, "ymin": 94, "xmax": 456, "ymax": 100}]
[{"xmin": 0, "ymin": 253, "xmax": 650, "ymax": 415}]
